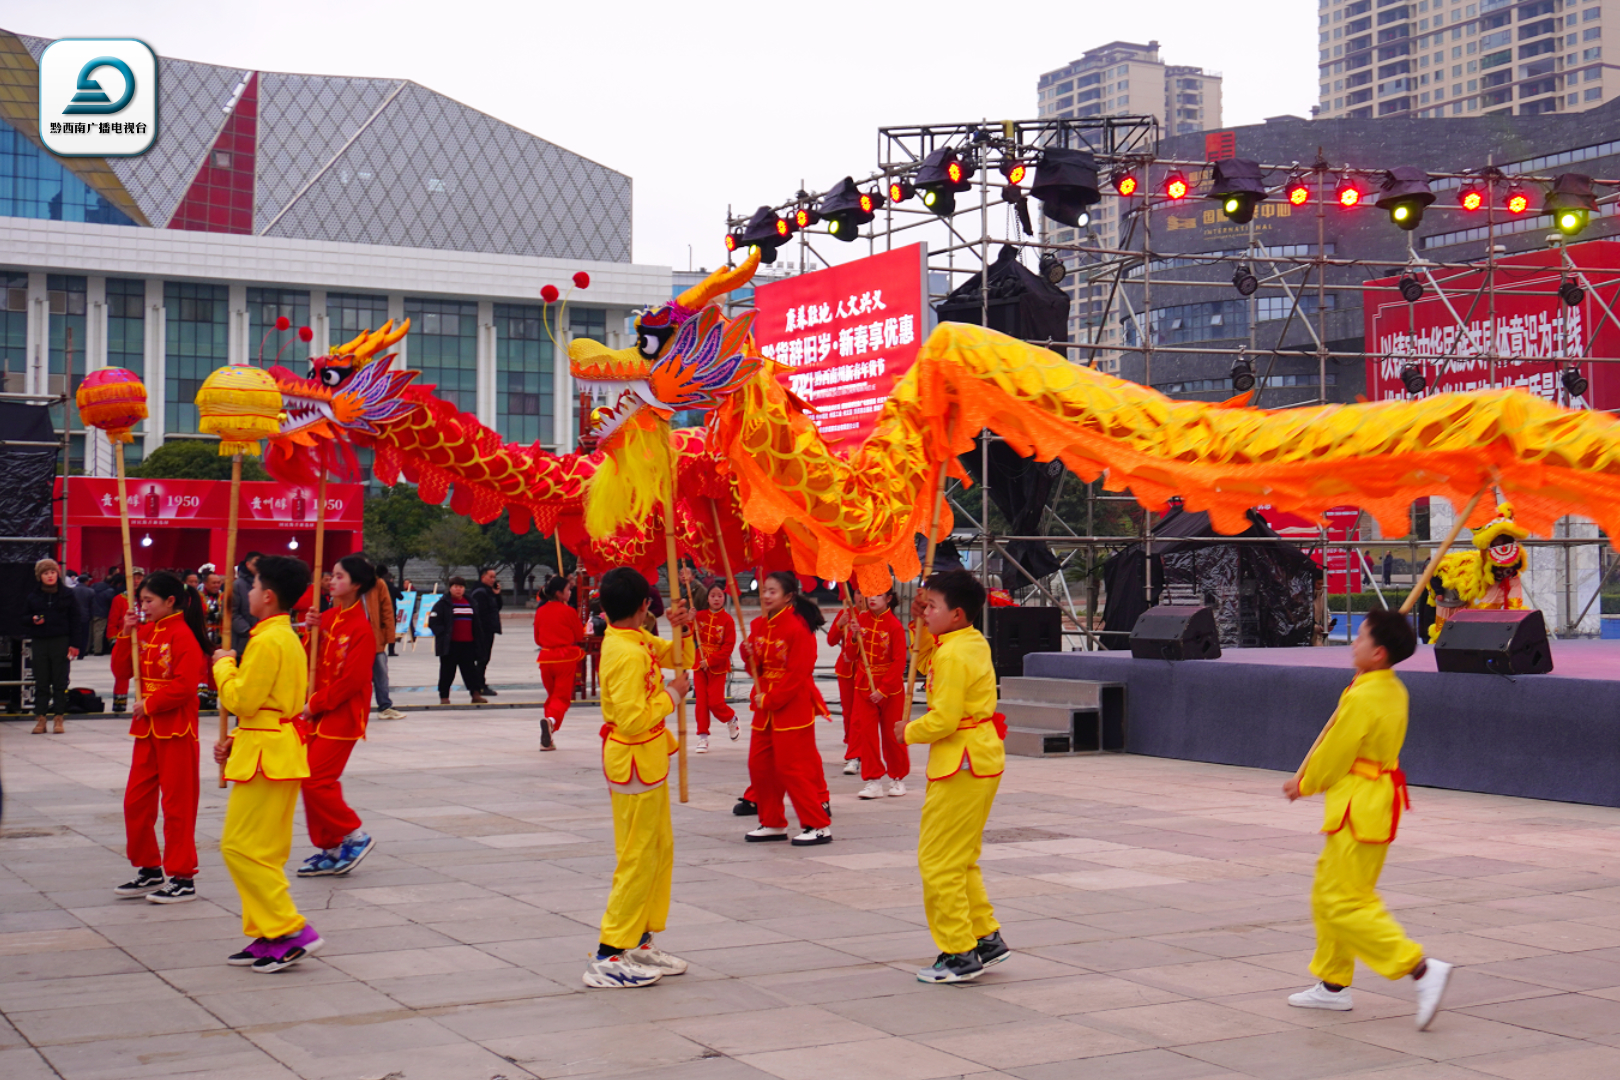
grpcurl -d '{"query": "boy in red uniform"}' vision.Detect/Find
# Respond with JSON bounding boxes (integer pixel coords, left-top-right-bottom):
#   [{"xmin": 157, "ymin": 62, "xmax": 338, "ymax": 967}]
[
  {"xmin": 107, "ymin": 567, "xmax": 144, "ymax": 713},
  {"xmin": 692, "ymin": 582, "xmax": 739, "ymax": 753},
  {"xmin": 111, "ymin": 571, "xmax": 208, "ymax": 903},
  {"xmin": 847, "ymin": 587, "xmax": 910, "ymax": 799},
  {"xmin": 826, "ymin": 599, "xmax": 862, "ymax": 775},
  {"xmin": 533, "ymin": 574, "xmax": 586, "ymax": 751},
  {"xmin": 741, "ymin": 571, "xmax": 832, "ymax": 846},
  {"xmin": 296, "ymin": 555, "xmax": 379, "ymax": 879}
]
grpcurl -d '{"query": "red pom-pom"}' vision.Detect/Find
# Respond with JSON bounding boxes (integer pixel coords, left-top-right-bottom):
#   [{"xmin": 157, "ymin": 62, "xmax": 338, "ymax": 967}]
[
  {"xmin": 275, "ymin": 315, "xmax": 291, "ymax": 331},
  {"xmin": 540, "ymin": 285, "xmax": 560, "ymax": 303},
  {"xmin": 298, "ymin": 326, "xmax": 314, "ymax": 342},
  {"xmin": 573, "ymin": 271, "xmax": 591, "ymax": 289}
]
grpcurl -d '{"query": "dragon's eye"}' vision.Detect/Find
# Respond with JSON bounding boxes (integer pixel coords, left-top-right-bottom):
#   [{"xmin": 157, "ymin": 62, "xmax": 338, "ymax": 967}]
[
  {"xmin": 320, "ymin": 368, "xmax": 345, "ymax": 387},
  {"xmin": 636, "ymin": 324, "xmax": 675, "ymax": 359}
]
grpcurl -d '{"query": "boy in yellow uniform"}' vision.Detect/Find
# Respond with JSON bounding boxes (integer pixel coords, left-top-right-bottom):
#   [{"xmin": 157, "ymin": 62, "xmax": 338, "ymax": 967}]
[
  {"xmin": 1284, "ymin": 608, "xmax": 1452, "ymax": 1029},
  {"xmin": 211, "ymin": 555, "xmax": 320, "ymax": 974},
  {"xmin": 584, "ymin": 567, "xmax": 695, "ymax": 989},
  {"xmin": 900, "ymin": 570, "xmax": 1010, "ymax": 984}
]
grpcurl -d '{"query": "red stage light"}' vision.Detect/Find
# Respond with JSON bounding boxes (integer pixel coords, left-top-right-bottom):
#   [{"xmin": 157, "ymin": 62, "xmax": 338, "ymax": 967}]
[
  {"xmin": 1116, "ymin": 173, "xmax": 1138, "ymax": 197},
  {"xmin": 1287, "ymin": 182, "xmax": 1310, "ymax": 206},
  {"xmin": 889, "ymin": 180, "xmax": 914, "ymax": 203},
  {"xmin": 1336, "ymin": 182, "xmax": 1361, "ymax": 208},
  {"xmin": 724, "ymin": 233, "xmax": 738, "ymax": 252},
  {"xmin": 1459, "ymin": 188, "xmax": 1484, "ymax": 211},
  {"xmin": 947, "ymin": 160, "xmax": 964, "ymax": 185},
  {"xmin": 1001, "ymin": 161, "xmax": 1027, "ymax": 186},
  {"xmin": 1165, "ymin": 174, "xmax": 1189, "ymax": 200},
  {"xmin": 794, "ymin": 208, "xmax": 811, "ymax": 229},
  {"xmin": 1506, "ymin": 191, "xmax": 1530, "ymax": 214},
  {"xmin": 774, "ymin": 218, "xmax": 791, "ymax": 238},
  {"xmin": 859, "ymin": 191, "xmax": 877, "ymax": 214}
]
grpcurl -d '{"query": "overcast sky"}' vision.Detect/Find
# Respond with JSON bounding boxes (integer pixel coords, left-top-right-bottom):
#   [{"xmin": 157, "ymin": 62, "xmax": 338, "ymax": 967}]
[{"xmin": 15, "ymin": 0, "xmax": 1320, "ymax": 271}]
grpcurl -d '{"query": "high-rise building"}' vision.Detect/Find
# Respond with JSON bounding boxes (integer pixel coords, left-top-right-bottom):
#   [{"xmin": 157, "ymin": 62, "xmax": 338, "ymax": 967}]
[
  {"xmin": 1316, "ymin": 0, "xmax": 1617, "ymax": 121},
  {"xmin": 1036, "ymin": 42, "xmax": 1223, "ymax": 368}
]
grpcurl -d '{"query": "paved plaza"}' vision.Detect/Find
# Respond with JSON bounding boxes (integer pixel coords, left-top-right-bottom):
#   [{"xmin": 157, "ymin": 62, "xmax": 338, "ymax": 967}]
[{"xmin": 4, "ymin": 634, "xmax": 1620, "ymax": 1079}]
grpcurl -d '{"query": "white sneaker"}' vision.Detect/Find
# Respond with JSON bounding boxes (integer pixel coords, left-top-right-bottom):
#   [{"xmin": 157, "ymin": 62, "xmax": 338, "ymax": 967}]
[
  {"xmin": 842, "ymin": 758, "xmax": 860, "ymax": 775},
  {"xmin": 887, "ymin": 779, "xmax": 908, "ymax": 797},
  {"xmin": 582, "ymin": 952, "xmax": 662, "ymax": 988},
  {"xmin": 746, "ymin": 826, "xmax": 789, "ymax": 843},
  {"xmin": 726, "ymin": 718, "xmax": 740, "ymax": 741},
  {"xmin": 858, "ymin": 779, "xmax": 885, "ymax": 800},
  {"xmin": 1413, "ymin": 958, "xmax": 1453, "ymax": 1030},
  {"xmin": 378, "ymin": 708, "xmax": 407, "ymax": 721},
  {"xmin": 791, "ymin": 826, "xmax": 833, "ymax": 846},
  {"xmin": 627, "ymin": 936, "xmax": 688, "ymax": 975},
  {"xmin": 1287, "ymin": 982, "xmax": 1353, "ymax": 1011},
  {"xmin": 695, "ymin": 735, "xmax": 709, "ymax": 754}
]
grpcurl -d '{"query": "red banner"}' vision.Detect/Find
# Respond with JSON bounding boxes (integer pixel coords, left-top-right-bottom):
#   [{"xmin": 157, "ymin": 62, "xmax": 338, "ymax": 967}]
[
  {"xmin": 752, "ymin": 243, "xmax": 929, "ymax": 452},
  {"xmin": 68, "ymin": 477, "xmax": 364, "ymax": 531},
  {"xmin": 1256, "ymin": 505, "xmax": 1364, "ymax": 594},
  {"xmin": 1364, "ymin": 240, "xmax": 1620, "ymax": 410}
]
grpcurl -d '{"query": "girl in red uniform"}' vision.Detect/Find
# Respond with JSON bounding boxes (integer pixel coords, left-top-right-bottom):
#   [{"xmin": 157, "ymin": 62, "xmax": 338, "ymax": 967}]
[
  {"xmin": 295, "ymin": 555, "xmax": 378, "ymax": 879},
  {"xmin": 692, "ymin": 583, "xmax": 739, "ymax": 753},
  {"xmin": 740, "ymin": 571, "xmax": 832, "ymax": 846},
  {"xmin": 826, "ymin": 598, "xmax": 863, "ymax": 775},
  {"xmin": 533, "ymin": 574, "xmax": 586, "ymax": 751},
  {"xmin": 112, "ymin": 571, "xmax": 208, "ymax": 903},
  {"xmin": 847, "ymin": 588, "xmax": 911, "ymax": 799}
]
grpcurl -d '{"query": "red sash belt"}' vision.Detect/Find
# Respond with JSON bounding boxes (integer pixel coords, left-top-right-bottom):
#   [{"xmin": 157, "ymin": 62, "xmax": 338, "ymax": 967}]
[
  {"xmin": 953, "ymin": 712, "xmax": 1009, "ymax": 740},
  {"xmin": 1351, "ymin": 757, "xmax": 1411, "ymax": 840}
]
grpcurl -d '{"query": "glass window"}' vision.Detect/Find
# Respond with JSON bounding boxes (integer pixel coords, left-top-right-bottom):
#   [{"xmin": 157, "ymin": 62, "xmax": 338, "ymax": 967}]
[
  {"xmin": 326, "ymin": 292, "xmax": 391, "ymax": 350},
  {"xmin": 494, "ymin": 303, "xmax": 553, "ymax": 446},
  {"xmin": 48, "ymin": 275, "xmax": 87, "ymax": 436},
  {"xmin": 0, "ymin": 271, "xmax": 26, "ymax": 396},
  {"xmin": 246, "ymin": 287, "xmax": 310, "ymax": 368},
  {"xmin": 570, "ymin": 307, "xmax": 607, "ymax": 344},
  {"xmin": 104, "ymin": 279, "xmax": 146, "ymax": 453},
  {"xmin": 0, "ymin": 117, "xmax": 136, "ymax": 226},
  {"xmin": 403, "ymin": 298, "xmax": 477, "ymax": 412},
  {"xmin": 164, "ymin": 282, "xmax": 229, "ymax": 434}
]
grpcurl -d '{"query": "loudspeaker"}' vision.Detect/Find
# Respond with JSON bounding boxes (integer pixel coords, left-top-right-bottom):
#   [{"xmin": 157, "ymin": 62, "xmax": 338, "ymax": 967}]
[
  {"xmin": 1433, "ymin": 608, "xmax": 1553, "ymax": 675},
  {"xmin": 987, "ymin": 606, "xmax": 1063, "ymax": 679},
  {"xmin": 1130, "ymin": 605, "xmax": 1222, "ymax": 660}
]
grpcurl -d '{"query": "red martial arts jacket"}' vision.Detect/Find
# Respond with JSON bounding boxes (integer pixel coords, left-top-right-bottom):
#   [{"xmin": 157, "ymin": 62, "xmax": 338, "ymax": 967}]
[
  {"xmin": 111, "ymin": 613, "xmax": 206, "ymax": 738},
  {"xmin": 533, "ymin": 600, "xmax": 586, "ymax": 665},
  {"xmin": 306, "ymin": 599, "xmax": 376, "ymax": 741},
  {"xmin": 748, "ymin": 607, "xmax": 822, "ymax": 732},
  {"xmin": 850, "ymin": 609, "xmax": 907, "ymax": 697},
  {"xmin": 826, "ymin": 609, "xmax": 860, "ymax": 679},
  {"xmin": 693, "ymin": 609, "xmax": 736, "ymax": 675}
]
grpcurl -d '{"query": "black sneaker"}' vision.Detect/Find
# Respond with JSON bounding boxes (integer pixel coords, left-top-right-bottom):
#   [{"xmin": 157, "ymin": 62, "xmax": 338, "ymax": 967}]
[
  {"xmin": 147, "ymin": 878, "xmax": 196, "ymax": 904},
  {"xmin": 917, "ymin": 950, "xmax": 985, "ymax": 984},
  {"xmin": 112, "ymin": 696, "xmax": 127, "ymax": 715},
  {"xmin": 227, "ymin": 939, "xmax": 270, "ymax": 966},
  {"xmin": 975, "ymin": 930, "xmax": 1010, "ymax": 968},
  {"xmin": 114, "ymin": 868, "xmax": 164, "ymax": 898},
  {"xmin": 732, "ymin": 798, "xmax": 757, "ymax": 817},
  {"xmin": 480, "ymin": 687, "xmax": 499, "ymax": 697}
]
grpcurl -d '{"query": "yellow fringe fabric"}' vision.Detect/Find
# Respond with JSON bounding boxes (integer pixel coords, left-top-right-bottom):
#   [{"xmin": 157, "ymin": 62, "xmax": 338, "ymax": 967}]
[
  {"xmin": 585, "ymin": 412, "xmax": 673, "ymax": 540},
  {"xmin": 195, "ymin": 366, "xmax": 283, "ymax": 458},
  {"xmin": 76, "ymin": 368, "xmax": 148, "ymax": 444}
]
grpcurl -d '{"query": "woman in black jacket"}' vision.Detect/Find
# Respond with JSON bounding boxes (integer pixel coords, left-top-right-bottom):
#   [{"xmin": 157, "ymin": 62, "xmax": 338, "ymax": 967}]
[
  {"xmin": 26, "ymin": 558, "xmax": 81, "ymax": 734},
  {"xmin": 425, "ymin": 578, "xmax": 488, "ymax": 706}
]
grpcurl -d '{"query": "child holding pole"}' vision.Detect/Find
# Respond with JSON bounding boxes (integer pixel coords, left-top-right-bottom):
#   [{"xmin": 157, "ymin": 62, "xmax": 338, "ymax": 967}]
[
  {"xmin": 692, "ymin": 582, "xmax": 739, "ymax": 753},
  {"xmin": 848, "ymin": 587, "xmax": 910, "ymax": 799}
]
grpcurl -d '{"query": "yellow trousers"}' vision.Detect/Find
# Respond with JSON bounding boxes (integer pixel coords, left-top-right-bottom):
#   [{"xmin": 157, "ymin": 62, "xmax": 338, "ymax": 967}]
[
  {"xmin": 599, "ymin": 784, "xmax": 673, "ymax": 950},
  {"xmin": 918, "ymin": 772, "xmax": 1001, "ymax": 954},
  {"xmin": 220, "ymin": 773, "xmax": 305, "ymax": 940},
  {"xmin": 1310, "ymin": 827, "xmax": 1424, "ymax": 986}
]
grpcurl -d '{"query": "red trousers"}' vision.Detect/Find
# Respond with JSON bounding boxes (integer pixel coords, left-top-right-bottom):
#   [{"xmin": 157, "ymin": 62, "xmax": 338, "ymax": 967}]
[
  {"xmin": 748, "ymin": 722, "xmax": 831, "ymax": 829},
  {"xmin": 303, "ymin": 735, "xmax": 362, "ymax": 850},
  {"xmin": 125, "ymin": 735, "xmax": 200, "ymax": 877},
  {"xmin": 113, "ymin": 674, "xmax": 130, "ymax": 699},
  {"xmin": 837, "ymin": 674, "xmax": 856, "ymax": 759},
  {"xmin": 541, "ymin": 660, "xmax": 578, "ymax": 727},
  {"xmin": 849, "ymin": 691, "xmax": 911, "ymax": 781},
  {"xmin": 694, "ymin": 670, "xmax": 735, "ymax": 735}
]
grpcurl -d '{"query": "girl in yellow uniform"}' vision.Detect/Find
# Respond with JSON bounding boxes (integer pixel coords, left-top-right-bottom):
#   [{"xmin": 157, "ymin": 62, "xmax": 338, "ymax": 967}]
[{"xmin": 1284, "ymin": 608, "xmax": 1453, "ymax": 1030}]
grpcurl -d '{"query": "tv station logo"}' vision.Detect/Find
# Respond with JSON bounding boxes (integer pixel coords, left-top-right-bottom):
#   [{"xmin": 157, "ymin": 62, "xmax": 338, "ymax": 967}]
[{"xmin": 38, "ymin": 39, "xmax": 158, "ymax": 157}]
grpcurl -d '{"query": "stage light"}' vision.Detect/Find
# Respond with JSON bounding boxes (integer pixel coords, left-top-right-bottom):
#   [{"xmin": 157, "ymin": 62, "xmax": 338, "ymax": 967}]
[
  {"xmin": 1164, "ymin": 172, "xmax": 1190, "ymax": 201},
  {"xmin": 1562, "ymin": 364, "xmax": 1590, "ymax": 398},
  {"xmin": 1039, "ymin": 252, "xmax": 1067, "ymax": 285},
  {"xmin": 1505, "ymin": 187, "xmax": 1530, "ymax": 215},
  {"xmin": 1377, "ymin": 166, "xmax": 1435, "ymax": 231},
  {"xmin": 140, "ymin": 533, "xmax": 152, "ymax": 548},
  {"xmin": 1547, "ymin": 173, "xmax": 1599, "ymax": 236},
  {"xmin": 888, "ymin": 178, "xmax": 915, "ymax": 204},
  {"xmin": 1400, "ymin": 364, "xmax": 1427, "ymax": 395},
  {"xmin": 738, "ymin": 206, "xmax": 792, "ymax": 264},
  {"xmin": 1287, "ymin": 177, "xmax": 1310, "ymax": 206},
  {"xmin": 1232, "ymin": 265, "xmax": 1258, "ymax": 297},
  {"xmin": 1030, "ymin": 147, "xmax": 1101, "ymax": 228},
  {"xmin": 1336, "ymin": 179, "xmax": 1362, "ymax": 208},
  {"xmin": 1230, "ymin": 358, "xmax": 1256, "ymax": 392},
  {"xmin": 1000, "ymin": 160, "xmax": 1027, "ymax": 187},
  {"xmin": 1559, "ymin": 279, "xmax": 1585, "ymax": 307},
  {"xmin": 1206, "ymin": 158, "xmax": 1267, "ymax": 225},
  {"xmin": 724, "ymin": 233, "xmax": 739, "ymax": 253},
  {"xmin": 1398, "ymin": 274, "xmax": 1425, "ymax": 303},
  {"xmin": 793, "ymin": 206, "xmax": 820, "ymax": 230},
  {"xmin": 1112, "ymin": 169, "xmax": 1138, "ymax": 197},
  {"xmin": 916, "ymin": 148, "xmax": 974, "ymax": 217},
  {"xmin": 817, "ymin": 176, "xmax": 877, "ymax": 242},
  {"xmin": 1458, "ymin": 185, "xmax": 1485, "ymax": 212},
  {"xmin": 288, "ymin": 537, "xmax": 300, "ymax": 550}
]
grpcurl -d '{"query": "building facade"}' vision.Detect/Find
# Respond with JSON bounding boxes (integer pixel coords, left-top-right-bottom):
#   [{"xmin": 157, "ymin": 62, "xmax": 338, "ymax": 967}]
[
  {"xmin": 1316, "ymin": 0, "xmax": 1617, "ymax": 121},
  {"xmin": 0, "ymin": 29, "xmax": 670, "ymax": 474}
]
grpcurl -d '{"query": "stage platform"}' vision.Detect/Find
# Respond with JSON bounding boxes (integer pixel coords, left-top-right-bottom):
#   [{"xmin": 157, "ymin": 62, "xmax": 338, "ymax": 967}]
[{"xmin": 1025, "ymin": 640, "xmax": 1620, "ymax": 808}]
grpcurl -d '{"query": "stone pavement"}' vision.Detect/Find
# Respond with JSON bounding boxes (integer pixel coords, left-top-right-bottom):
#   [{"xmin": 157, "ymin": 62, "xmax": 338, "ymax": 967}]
[{"xmin": 6, "ymin": 694, "xmax": 1620, "ymax": 1080}]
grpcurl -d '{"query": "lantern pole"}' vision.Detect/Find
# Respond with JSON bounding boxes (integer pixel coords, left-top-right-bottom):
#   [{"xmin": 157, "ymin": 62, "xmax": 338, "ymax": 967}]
[
  {"xmin": 305, "ymin": 469, "xmax": 329, "ymax": 695},
  {"xmin": 217, "ymin": 453, "xmax": 243, "ymax": 789},
  {"xmin": 114, "ymin": 439, "xmax": 140, "ymax": 713}
]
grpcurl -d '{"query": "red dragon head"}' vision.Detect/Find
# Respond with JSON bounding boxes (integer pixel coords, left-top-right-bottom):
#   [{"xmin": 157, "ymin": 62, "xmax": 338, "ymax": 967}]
[{"xmin": 270, "ymin": 320, "xmax": 420, "ymax": 444}]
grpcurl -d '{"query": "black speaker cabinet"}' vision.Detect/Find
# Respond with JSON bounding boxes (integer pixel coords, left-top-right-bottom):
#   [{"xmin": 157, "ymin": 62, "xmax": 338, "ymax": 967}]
[
  {"xmin": 1433, "ymin": 608, "xmax": 1553, "ymax": 675},
  {"xmin": 1130, "ymin": 605, "xmax": 1222, "ymax": 660},
  {"xmin": 987, "ymin": 606, "xmax": 1063, "ymax": 679}
]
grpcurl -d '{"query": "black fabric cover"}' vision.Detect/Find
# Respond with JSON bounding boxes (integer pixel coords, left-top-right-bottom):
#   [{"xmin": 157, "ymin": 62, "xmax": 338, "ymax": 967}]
[
  {"xmin": 934, "ymin": 245, "xmax": 1070, "ymax": 350},
  {"xmin": 959, "ymin": 435, "xmax": 1063, "ymax": 582},
  {"xmin": 0, "ymin": 404, "xmax": 59, "ymax": 640}
]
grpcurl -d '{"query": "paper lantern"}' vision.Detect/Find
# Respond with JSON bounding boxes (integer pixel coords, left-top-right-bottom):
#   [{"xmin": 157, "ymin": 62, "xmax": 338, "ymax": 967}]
[
  {"xmin": 195, "ymin": 365, "xmax": 283, "ymax": 456},
  {"xmin": 76, "ymin": 368, "xmax": 147, "ymax": 444}
]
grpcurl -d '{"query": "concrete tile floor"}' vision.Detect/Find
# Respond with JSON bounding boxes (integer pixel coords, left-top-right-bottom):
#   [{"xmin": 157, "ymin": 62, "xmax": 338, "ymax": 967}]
[{"xmin": 6, "ymin": 649, "xmax": 1620, "ymax": 1077}]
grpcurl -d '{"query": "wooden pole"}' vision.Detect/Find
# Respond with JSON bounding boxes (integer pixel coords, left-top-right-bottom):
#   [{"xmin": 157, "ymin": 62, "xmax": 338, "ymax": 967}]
[
  {"xmin": 554, "ymin": 532, "xmax": 565, "ymax": 580},
  {"xmin": 708, "ymin": 497, "xmax": 753, "ymax": 682},
  {"xmin": 681, "ymin": 561, "xmax": 707, "ymax": 669},
  {"xmin": 305, "ymin": 471, "xmax": 329, "ymax": 694},
  {"xmin": 903, "ymin": 463, "xmax": 950, "ymax": 709},
  {"xmin": 660, "ymin": 442, "xmax": 689, "ymax": 804},
  {"xmin": 217, "ymin": 454, "xmax": 243, "ymax": 788},
  {"xmin": 838, "ymin": 580, "xmax": 877, "ymax": 695},
  {"xmin": 114, "ymin": 441, "xmax": 140, "ymax": 711}
]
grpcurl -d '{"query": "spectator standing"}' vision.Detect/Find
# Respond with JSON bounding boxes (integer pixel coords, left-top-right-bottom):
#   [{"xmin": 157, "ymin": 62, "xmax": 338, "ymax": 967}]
[
  {"xmin": 92, "ymin": 573, "xmax": 116, "ymax": 654},
  {"xmin": 232, "ymin": 553, "xmax": 262, "ymax": 643},
  {"xmin": 365, "ymin": 569, "xmax": 405, "ymax": 720},
  {"xmin": 1382, "ymin": 552, "xmax": 1394, "ymax": 587},
  {"xmin": 26, "ymin": 558, "xmax": 80, "ymax": 734},
  {"xmin": 470, "ymin": 567, "xmax": 503, "ymax": 697},
  {"xmin": 69, "ymin": 571, "xmax": 94, "ymax": 657},
  {"xmin": 427, "ymin": 577, "xmax": 488, "ymax": 705},
  {"xmin": 201, "ymin": 573, "xmax": 225, "ymax": 648},
  {"xmin": 379, "ymin": 566, "xmax": 402, "ymax": 657}
]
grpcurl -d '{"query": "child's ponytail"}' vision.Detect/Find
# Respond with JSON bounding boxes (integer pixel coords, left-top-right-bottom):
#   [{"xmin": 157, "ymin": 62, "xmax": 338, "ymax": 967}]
[
  {"xmin": 766, "ymin": 570, "xmax": 825, "ymax": 632},
  {"xmin": 141, "ymin": 571, "xmax": 213, "ymax": 656}
]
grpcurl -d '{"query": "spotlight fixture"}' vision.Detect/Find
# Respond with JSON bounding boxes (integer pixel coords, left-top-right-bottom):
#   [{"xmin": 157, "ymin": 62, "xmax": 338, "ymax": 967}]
[
  {"xmin": 1030, "ymin": 147, "xmax": 1100, "ymax": 228},
  {"xmin": 1400, "ymin": 364, "xmax": 1427, "ymax": 396},
  {"xmin": 888, "ymin": 178, "xmax": 915, "ymax": 204},
  {"xmin": 1286, "ymin": 176, "xmax": 1310, "ymax": 207},
  {"xmin": 723, "ymin": 232, "xmax": 739, "ymax": 253},
  {"xmin": 1398, "ymin": 274, "xmax": 1425, "ymax": 303},
  {"xmin": 1163, "ymin": 172, "xmax": 1190, "ymax": 201},
  {"xmin": 1232, "ymin": 265, "xmax": 1259, "ymax": 297},
  {"xmin": 1335, "ymin": 178, "xmax": 1363, "ymax": 208},
  {"xmin": 915, "ymin": 148, "xmax": 974, "ymax": 217},
  {"xmin": 1039, "ymin": 251, "xmax": 1068, "ymax": 285},
  {"xmin": 1377, "ymin": 166, "xmax": 1435, "ymax": 231},
  {"xmin": 817, "ymin": 177, "xmax": 877, "ymax": 242},
  {"xmin": 793, "ymin": 206, "xmax": 820, "ymax": 230},
  {"xmin": 1559, "ymin": 279, "xmax": 1585, "ymax": 307},
  {"xmin": 288, "ymin": 537, "xmax": 300, "ymax": 551},
  {"xmin": 999, "ymin": 160, "xmax": 1028, "ymax": 187},
  {"xmin": 1230, "ymin": 358, "xmax": 1256, "ymax": 392},
  {"xmin": 1207, "ymin": 158, "xmax": 1267, "ymax": 225},
  {"xmin": 737, "ymin": 206, "xmax": 792, "ymax": 264},
  {"xmin": 139, "ymin": 533, "xmax": 153, "ymax": 548},
  {"xmin": 1458, "ymin": 184, "xmax": 1485, "ymax": 212},
  {"xmin": 1562, "ymin": 364, "xmax": 1590, "ymax": 398},
  {"xmin": 1547, "ymin": 173, "xmax": 1599, "ymax": 236},
  {"xmin": 1112, "ymin": 169, "xmax": 1139, "ymax": 197},
  {"xmin": 1505, "ymin": 187, "xmax": 1531, "ymax": 215}
]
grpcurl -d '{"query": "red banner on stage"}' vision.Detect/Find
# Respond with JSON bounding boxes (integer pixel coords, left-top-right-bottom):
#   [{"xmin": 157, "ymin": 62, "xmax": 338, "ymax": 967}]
[
  {"xmin": 68, "ymin": 478, "xmax": 364, "ymax": 530},
  {"xmin": 752, "ymin": 243, "xmax": 929, "ymax": 452},
  {"xmin": 1256, "ymin": 504, "xmax": 1364, "ymax": 594}
]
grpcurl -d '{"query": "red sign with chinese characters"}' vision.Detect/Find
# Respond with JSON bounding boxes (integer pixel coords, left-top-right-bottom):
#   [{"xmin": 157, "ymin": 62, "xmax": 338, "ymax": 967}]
[
  {"xmin": 1364, "ymin": 240, "xmax": 1620, "ymax": 409},
  {"xmin": 1255, "ymin": 504, "xmax": 1364, "ymax": 594},
  {"xmin": 752, "ymin": 243, "xmax": 929, "ymax": 452},
  {"xmin": 68, "ymin": 478, "xmax": 364, "ymax": 530}
]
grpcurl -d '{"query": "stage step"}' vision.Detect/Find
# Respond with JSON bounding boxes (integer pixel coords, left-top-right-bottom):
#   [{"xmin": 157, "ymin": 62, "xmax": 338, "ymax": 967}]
[
  {"xmin": 1005, "ymin": 725, "xmax": 1074, "ymax": 757},
  {"xmin": 1001, "ymin": 677, "xmax": 1111, "ymax": 708},
  {"xmin": 999, "ymin": 677, "xmax": 1128, "ymax": 757},
  {"xmin": 1000, "ymin": 700, "xmax": 1076, "ymax": 733}
]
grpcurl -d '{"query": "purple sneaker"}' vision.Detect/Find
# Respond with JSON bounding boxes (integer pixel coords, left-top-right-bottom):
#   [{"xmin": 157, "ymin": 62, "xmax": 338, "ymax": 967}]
[
  {"xmin": 251, "ymin": 924, "xmax": 323, "ymax": 973},
  {"xmin": 227, "ymin": 938, "xmax": 271, "ymax": 966}
]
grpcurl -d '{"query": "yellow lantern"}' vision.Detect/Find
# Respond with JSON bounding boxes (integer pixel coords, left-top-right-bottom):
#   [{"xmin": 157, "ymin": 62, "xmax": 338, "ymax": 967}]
[{"xmin": 195, "ymin": 365, "xmax": 283, "ymax": 456}]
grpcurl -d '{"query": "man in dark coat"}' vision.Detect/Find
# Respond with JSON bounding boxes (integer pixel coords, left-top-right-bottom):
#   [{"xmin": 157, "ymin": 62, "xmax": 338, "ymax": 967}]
[
  {"xmin": 232, "ymin": 552, "xmax": 262, "ymax": 644},
  {"xmin": 469, "ymin": 568, "xmax": 503, "ymax": 696}
]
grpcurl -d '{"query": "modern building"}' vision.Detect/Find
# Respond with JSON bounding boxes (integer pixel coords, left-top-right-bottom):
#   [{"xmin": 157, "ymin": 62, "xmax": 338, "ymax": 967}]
[
  {"xmin": 1316, "ymin": 0, "xmax": 1617, "ymax": 121},
  {"xmin": 1036, "ymin": 41, "xmax": 1223, "ymax": 368},
  {"xmin": 0, "ymin": 28, "xmax": 670, "ymax": 475}
]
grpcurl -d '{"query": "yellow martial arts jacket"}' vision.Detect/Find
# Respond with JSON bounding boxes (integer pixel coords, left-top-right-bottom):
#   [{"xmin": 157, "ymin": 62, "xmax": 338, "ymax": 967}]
[
  {"xmin": 1299, "ymin": 668, "xmax": 1410, "ymax": 844},
  {"xmin": 905, "ymin": 625, "xmax": 1004, "ymax": 782},
  {"xmin": 600, "ymin": 623, "xmax": 692, "ymax": 789},
  {"xmin": 214, "ymin": 614, "xmax": 310, "ymax": 782}
]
